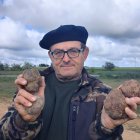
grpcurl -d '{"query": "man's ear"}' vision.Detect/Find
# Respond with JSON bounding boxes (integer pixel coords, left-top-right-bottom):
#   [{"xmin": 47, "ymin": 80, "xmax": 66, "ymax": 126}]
[{"xmin": 83, "ymin": 47, "xmax": 89, "ymax": 60}]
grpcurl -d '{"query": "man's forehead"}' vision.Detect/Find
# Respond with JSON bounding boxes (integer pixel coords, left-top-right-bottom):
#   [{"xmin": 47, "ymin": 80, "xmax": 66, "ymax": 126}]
[{"xmin": 50, "ymin": 41, "xmax": 81, "ymax": 50}]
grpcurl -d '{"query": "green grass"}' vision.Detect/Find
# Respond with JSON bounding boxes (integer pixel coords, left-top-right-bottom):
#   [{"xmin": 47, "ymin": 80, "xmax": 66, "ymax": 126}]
[
  {"xmin": 87, "ymin": 67, "xmax": 140, "ymax": 79},
  {"xmin": 0, "ymin": 70, "xmax": 22, "ymax": 75},
  {"xmin": 0, "ymin": 75, "xmax": 128, "ymax": 97},
  {"xmin": 100, "ymin": 78, "xmax": 140, "ymax": 88},
  {"xmin": 0, "ymin": 76, "xmax": 16, "ymax": 98}
]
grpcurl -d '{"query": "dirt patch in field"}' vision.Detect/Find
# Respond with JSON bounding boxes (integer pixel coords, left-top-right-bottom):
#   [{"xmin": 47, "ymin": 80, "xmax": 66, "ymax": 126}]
[
  {"xmin": 0, "ymin": 98, "xmax": 140, "ymax": 140},
  {"xmin": 122, "ymin": 117, "xmax": 140, "ymax": 140},
  {"xmin": 0, "ymin": 97, "xmax": 12, "ymax": 118}
]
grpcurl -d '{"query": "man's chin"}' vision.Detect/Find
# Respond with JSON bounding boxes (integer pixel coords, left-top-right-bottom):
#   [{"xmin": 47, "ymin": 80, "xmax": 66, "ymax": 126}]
[
  {"xmin": 60, "ymin": 72, "xmax": 74, "ymax": 77},
  {"xmin": 58, "ymin": 74, "xmax": 76, "ymax": 81}
]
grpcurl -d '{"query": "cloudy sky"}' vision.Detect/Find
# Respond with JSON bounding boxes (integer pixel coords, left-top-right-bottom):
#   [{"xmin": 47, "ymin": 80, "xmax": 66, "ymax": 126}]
[{"xmin": 0, "ymin": 0, "xmax": 140, "ymax": 67}]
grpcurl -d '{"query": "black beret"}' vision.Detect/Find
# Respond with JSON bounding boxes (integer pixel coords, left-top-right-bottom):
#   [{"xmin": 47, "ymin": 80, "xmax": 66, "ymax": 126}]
[{"xmin": 39, "ymin": 25, "xmax": 88, "ymax": 50}]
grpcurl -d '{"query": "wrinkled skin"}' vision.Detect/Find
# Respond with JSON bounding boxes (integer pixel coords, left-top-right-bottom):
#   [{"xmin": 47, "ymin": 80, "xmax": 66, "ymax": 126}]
[
  {"xmin": 22, "ymin": 68, "xmax": 43, "ymax": 115},
  {"xmin": 104, "ymin": 79, "xmax": 140, "ymax": 119}
]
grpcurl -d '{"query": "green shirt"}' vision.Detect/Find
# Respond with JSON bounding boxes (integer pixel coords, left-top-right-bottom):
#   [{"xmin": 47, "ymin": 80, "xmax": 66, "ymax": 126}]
[{"xmin": 40, "ymin": 72, "xmax": 80, "ymax": 140}]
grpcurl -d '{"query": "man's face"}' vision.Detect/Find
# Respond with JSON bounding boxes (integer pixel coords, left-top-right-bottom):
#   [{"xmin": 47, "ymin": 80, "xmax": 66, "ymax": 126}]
[{"xmin": 48, "ymin": 41, "xmax": 89, "ymax": 80}]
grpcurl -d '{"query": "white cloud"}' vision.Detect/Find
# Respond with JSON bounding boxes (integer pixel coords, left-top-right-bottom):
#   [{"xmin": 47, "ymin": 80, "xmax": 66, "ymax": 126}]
[
  {"xmin": 0, "ymin": 0, "xmax": 140, "ymax": 67},
  {"xmin": 0, "ymin": 17, "xmax": 50, "ymax": 65},
  {"xmin": 1, "ymin": 0, "xmax": 139, "ymax": 35},
  {"xmin": 0, "ymin": 17, "xmax": 27, "ymax": 49}
]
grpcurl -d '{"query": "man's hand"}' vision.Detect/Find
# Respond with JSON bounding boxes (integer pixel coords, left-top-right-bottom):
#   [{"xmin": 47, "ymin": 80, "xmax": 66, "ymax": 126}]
[
  {"xmin": 101, "ymin": 97, "xmax": 140, "ymax": 129},
  {"xmin": 14, "ymin": 74, "xmax": 45, "ymax": 122}
]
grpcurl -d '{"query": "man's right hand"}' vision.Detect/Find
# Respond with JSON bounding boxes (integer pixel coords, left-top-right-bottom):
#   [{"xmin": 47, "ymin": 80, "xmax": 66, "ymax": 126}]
[
  {"xmin": 14, "ymin": 74, "xmax": 45, "ymax": 122},
  {"xmin": 101, "ymin": 97, "xmax": 140, "ymax": 130}
]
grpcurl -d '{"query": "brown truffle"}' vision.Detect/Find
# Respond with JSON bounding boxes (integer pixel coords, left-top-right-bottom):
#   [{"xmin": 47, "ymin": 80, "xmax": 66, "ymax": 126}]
[
  {"xmin": 22, "ymin": 68, "xmax": 44, "ymax": 115},
  {"xmin": 104, "ymin": 79, "xmax": 140, "ymax": 120},
  {"xmin": 22, "ymin": 68, "xmax": 41, "ymax": 93}
]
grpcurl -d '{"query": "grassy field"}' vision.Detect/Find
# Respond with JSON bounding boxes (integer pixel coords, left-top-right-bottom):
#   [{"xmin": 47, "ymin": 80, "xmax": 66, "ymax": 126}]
[
  {"xmin": 0, "ymin": 67, "xmax": 140, "ymax": 97},
  {"xmin": 88, "ymin": 67, "xmax": 140, "ymax": 79},
  {"xmin": 0, "ymin": 76, "xmax": 16, "ymax": 98}
]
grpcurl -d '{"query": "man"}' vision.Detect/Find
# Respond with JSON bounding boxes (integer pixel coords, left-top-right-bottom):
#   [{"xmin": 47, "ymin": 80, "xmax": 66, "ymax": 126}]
[{"xmin": 0, "ymin": 25, "xmax": 140, "ymax": 140}]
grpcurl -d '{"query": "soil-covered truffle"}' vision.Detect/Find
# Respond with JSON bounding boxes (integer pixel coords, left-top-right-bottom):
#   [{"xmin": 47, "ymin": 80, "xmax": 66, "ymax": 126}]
[
  {"xmin": 22, "ymin": 68, "xmax": 43, "ymax": 115},
  {"xmin": 22, "ymin": 68, "xmax": 41, "ymax": 93},
  {"xmin": 104, "ymin": 80, "xmax": 140, "ymax": 120}
]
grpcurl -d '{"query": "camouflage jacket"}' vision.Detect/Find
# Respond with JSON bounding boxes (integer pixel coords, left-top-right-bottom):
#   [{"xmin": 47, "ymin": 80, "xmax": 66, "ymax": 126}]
[{"xmin": 0, "ymin": 67, "xmax": 123, "ymax": 140}]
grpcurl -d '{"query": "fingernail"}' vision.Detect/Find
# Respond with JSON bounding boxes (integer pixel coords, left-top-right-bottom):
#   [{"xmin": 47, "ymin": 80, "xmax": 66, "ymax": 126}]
[
  {"xmin": 28, "ymin": 102, "xmax": 32, "ymax": 106},
  {"xmin": 22, "ymin": 80, "xmax": 26, "ymax": 84},
  {"xmin": 125, "ymin": 97, "xmax": 130, "ymax": 102},
  {"xmin": 31, "ymin": 96, "xmax": 36, "ymax": 101}
]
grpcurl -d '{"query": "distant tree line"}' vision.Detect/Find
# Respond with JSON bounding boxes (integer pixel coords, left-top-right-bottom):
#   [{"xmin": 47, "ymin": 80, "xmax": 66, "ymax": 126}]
[
  {"xmin": 0, "ymin": 61, "xmax": 115, "ymax": 71},
  {"xmin": 0, "ymin": 62, "xmax": 49, "ymax": 71}
]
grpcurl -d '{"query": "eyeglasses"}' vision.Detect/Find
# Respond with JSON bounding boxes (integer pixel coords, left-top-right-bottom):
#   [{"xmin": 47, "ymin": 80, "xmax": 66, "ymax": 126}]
[{"xmin": 49, "ymin": 47, "xmax": 84, "ymax": 59}]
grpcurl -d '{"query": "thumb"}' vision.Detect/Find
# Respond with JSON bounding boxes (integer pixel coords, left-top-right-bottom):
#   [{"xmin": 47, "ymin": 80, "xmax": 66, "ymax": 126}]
[{"xmin": 38, "ymin": 76, "xmax": 46, "ymax": 98}]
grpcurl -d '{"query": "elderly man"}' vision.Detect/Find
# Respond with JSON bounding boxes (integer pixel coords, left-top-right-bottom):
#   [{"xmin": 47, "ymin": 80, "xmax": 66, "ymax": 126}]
[{"xmin": 0, "ymin": 25, "xmax": 140, "ymax": 140}]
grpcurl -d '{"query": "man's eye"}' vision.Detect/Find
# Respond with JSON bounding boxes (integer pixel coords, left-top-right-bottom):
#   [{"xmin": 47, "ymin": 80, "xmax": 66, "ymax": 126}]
[
  {"xmin": 69, "ymin": 49, "xmax": 79, "ymax": 53},
  {"xmin": 54, "ymin": 51, "xmax": 63, "ymax": 55}
]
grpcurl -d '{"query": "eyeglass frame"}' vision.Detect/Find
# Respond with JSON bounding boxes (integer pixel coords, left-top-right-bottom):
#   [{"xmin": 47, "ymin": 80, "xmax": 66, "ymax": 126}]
[{"xmin": 49, "ymin": 44, "xmax": 86, "ymax": 60}]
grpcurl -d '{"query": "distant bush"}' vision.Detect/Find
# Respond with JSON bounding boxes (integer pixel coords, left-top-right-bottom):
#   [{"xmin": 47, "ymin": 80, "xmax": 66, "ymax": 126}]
[
  {"xmin": 22, "ymin": 62, "xmax": 34, "ymax": 70},
  {"xmin": 39, "ymin": 64, "xmax": 49, "ymax": 67},
  {"xmin": 3, "ymin": 64, "xmax": 10, "ymax": 70},
  {"xmin": 10, "ymin": 64, "xmax": 22, "ymax": 71},
  {"xmin": 103, "ymin": 62, "xmax": 115, "ymax": 71},
  {"xmin": 0, "ymin": 62, "xmax": 4, "ymax": 70},
  {"xmin": 86, "ymin": 67, "xmax": 95, "ymax": 73}
]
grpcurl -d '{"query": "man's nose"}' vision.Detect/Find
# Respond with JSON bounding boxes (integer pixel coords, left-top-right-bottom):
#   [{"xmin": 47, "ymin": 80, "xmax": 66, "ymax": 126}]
[{"xmin": 62, "ymin": 52, "xmax": 71, "ymax": 62}]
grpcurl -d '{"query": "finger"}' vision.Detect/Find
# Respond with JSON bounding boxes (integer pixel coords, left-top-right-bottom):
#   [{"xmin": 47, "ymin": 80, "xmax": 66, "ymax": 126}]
[
  {"xmin": 125, "ymin": 98, "xmax": 137, "ymax": 111},
  {"xmin": 14, "ymin": 102, "xmax": 28, "ymax": 115},
  {"xmin": 15, "ymin": 75, "xmax": 27, "ymax": 87},
  {"xmin": 113, "ymin": 118, "xmax": 129, "ymax": 126},
  {"xmin": 125, "ymin": 107, "xmax": 137, "ymax": 119},
  {"xmin": 18, "ymin": 89, "xmax": 37, "ymax": 102},
  {"xmin": 38, "ymin": 76, "xmax": 46, "ymax": 98},
  {"xmin": 15, "ymin": 77, "xmax": 27, "ymax": 86},
  {"xmin": 130, "ymin": 97, "xmax": 140, "ymax": 104},
  {"xmin": 101, "ymin": 108, "xmax": 118, "ymax": 129},
  {"xmin": 14, "ymin": 102, "xmax": 33, "ymax": 121},
  {"xmin": 102, "ymin": 107, "xmax": 129, "ymax": 129},
  {"xmin": 14, "ymin": 95, "xmax": 32, "ymax": 107},
  {"xmin": 22, "ymin": 114, "xmax": 35, "ymax": 122}
]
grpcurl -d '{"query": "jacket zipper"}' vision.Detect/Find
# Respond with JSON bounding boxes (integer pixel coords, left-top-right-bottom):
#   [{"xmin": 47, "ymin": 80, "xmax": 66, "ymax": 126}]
[{"xmin": 72, "ymin": 104, "xmax": 79, "ymax": 140}]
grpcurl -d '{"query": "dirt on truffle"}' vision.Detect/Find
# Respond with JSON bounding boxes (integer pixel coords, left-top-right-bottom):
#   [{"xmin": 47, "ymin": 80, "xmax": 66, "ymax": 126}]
[{"xmin": 22, "ymin": 68, "xmax": 42, "ymax": 93}]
